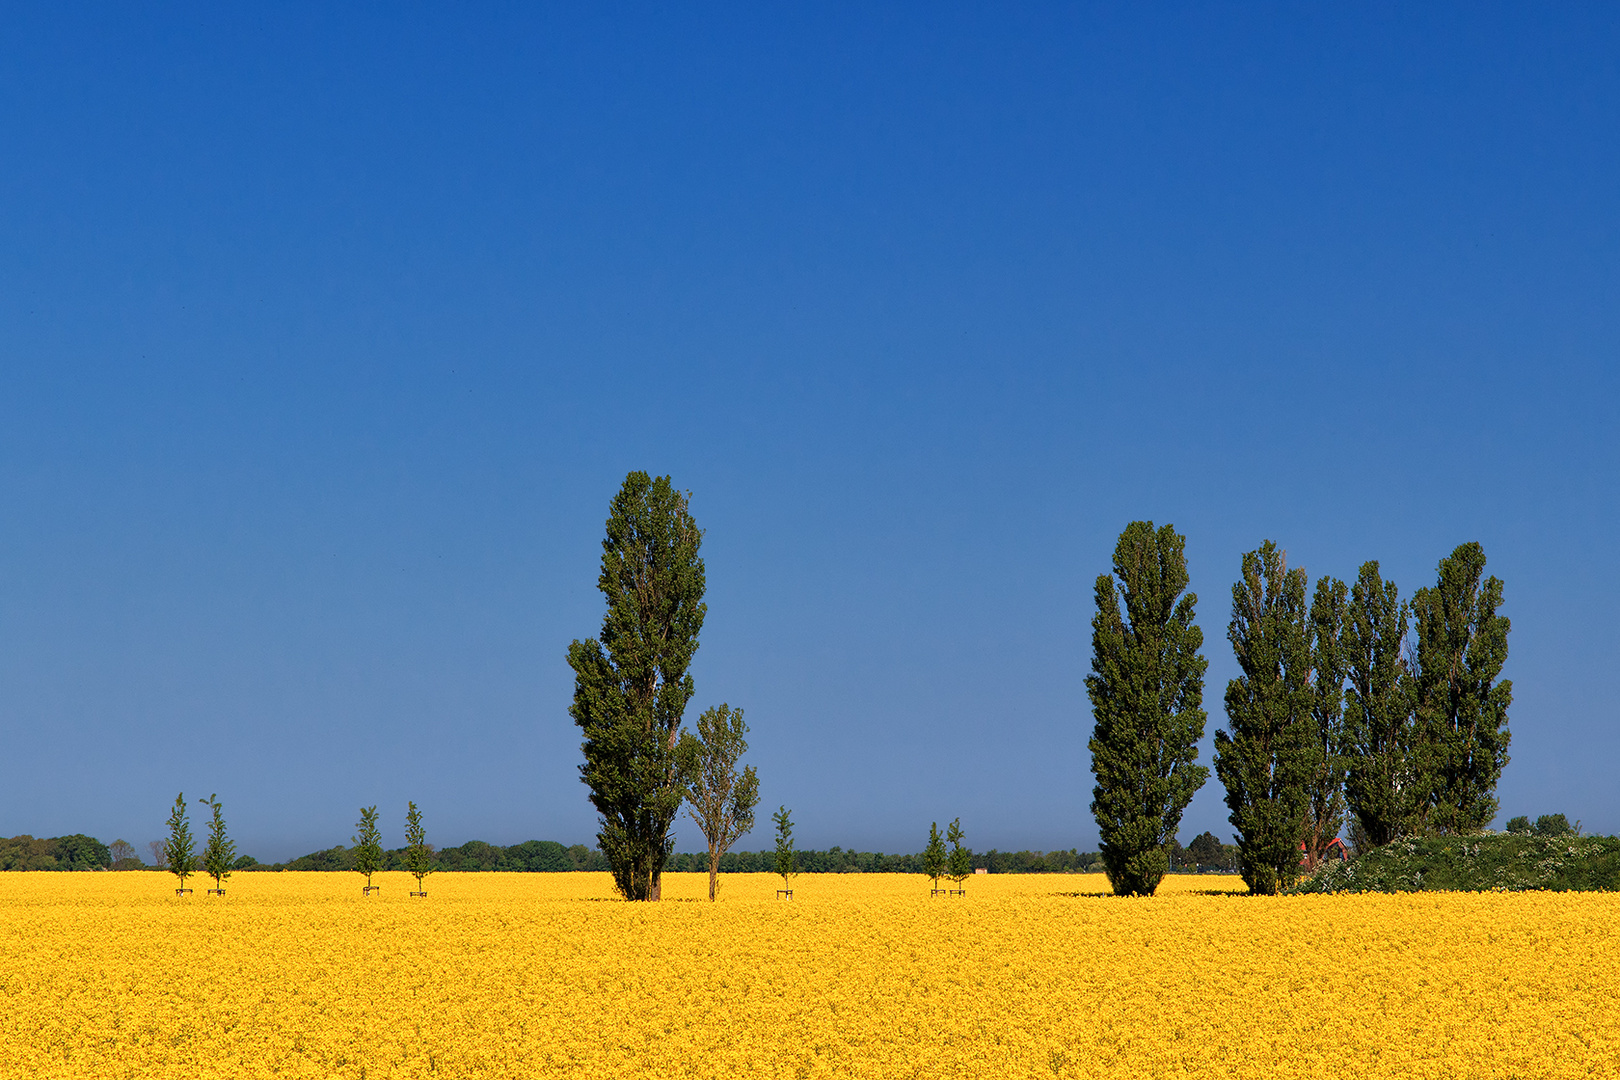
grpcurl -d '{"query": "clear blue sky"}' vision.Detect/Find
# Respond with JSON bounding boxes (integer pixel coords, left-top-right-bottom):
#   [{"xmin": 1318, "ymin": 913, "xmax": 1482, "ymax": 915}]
[{"xmin": 2, "ymin": 5, "xmax": 1615, "ymax": 861}]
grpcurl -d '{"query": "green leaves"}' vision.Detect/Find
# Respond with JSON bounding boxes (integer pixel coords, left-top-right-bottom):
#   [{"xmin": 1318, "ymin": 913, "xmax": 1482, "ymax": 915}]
[
  {"xmin": 404, "ymin": 801, "xmax": 433, "ymax": 888},
  {"xmin": 198, "ymin": 794, "xmax": 236, "ymax": 891},
  {"xmin": 163, "ymin": 793, "xmax": 196, "ymax": 888},
  {"xmin": 1412, "ymin": 542, "xmax": 1512, "ymax": 835},
  {"xmin": 772, "ymin": 806, "xmax": 797, "ymax": 887},
  {"xmin": 353, "ymin": 806, "xmax": 384, "ymax": 886},
  {"xmin": 946, "ymin": 818, "xmax": 972, "ymax": 887},
  {"xmin": 1342, "ymin": 561, "xmax": 1421, "ymax": 847},
  {"xmin": 1214, "ymin": 541, "xmax": 1318, "ymax": 895},
  {"xmin": 677, "ymin": 704, "xmax": 761, "ymax": 900},
  {"xmin": 569, "ymin": 472, "xmax": 707, "ymax": 902},
  {"xmin": 1086, "ymin": 521, "xmax": 1209, "ymax": 897},
  {"xmin": 922, "ymin": 822, "xmax": 947, "ymax": 888}
]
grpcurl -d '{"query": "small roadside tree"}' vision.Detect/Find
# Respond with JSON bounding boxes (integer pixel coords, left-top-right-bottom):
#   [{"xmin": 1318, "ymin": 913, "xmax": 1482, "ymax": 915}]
[
  {"xmin": 677, "ymin": 703, "xmax": 760, "ymax": 901},
  {"xmin": 922, "ymin": 822, "xmax": 948, "ymax": 895},
  {"xmin": 198, "ymin": 794, "xmax": 236, "ymax": 895},
  {"xmin": 404, "ymin": 802, "xmax": 433, "ymax": 896},
  {"xmin": 946, "ymin": 818, "xmax": 972, "ymax": 894},
  {"xmin": 772, "ymin": 806, "xmax": 797, "ymax": 897},
  {"xmin": 354, "ymin": 805, "xmax": 384, "ymax": 894},
  {"xmin": 163, "ymin": 793, "xmax": 197, "ymax": 894}
]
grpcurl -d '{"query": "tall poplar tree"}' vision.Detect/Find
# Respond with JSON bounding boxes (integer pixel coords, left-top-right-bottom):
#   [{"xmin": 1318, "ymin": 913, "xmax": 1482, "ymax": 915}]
[
  {"xmin": 1303, "ymin": 575, "xmax": 1349, "ymax": 868},
  {"xmin": 1214, "ymin": 542, "xmax": 1315, "ymax": 895},
  {"xmin": 1411, "ymin": 542, "xmax": 1511, "ymax": 835},
  {"xmin": 568, "ymin": 471, "xmax": 706, "ymax": 902},
  {"xmin": 1342, "ymin": 561, "xmax": 1422, "ymax": 847},
  {"xmin": 1086, "ymin": 521, "xmax": 1209, "ymax": 897}
]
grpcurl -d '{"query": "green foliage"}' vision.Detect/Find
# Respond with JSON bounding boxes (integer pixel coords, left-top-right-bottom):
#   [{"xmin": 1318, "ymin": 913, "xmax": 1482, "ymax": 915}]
[
  {"xmin": 1186, "ymin": 831, "xmax": 1225, "ymax": 868},
  {"xmin": 676, "ymin": 703, "xmax": 761, "ymax": 900},
  {"xmin": 1411, "ymin": 542, "xmax": 1512, "ymax": 835},
  {"xmin": 1342, "ymin": 561, "xmax": 1422, "ymax": 847},
  {"xmin": 569, "ymin": 471, "xmax": 707, "ymax": 902},
  {"xmin": 1505, "ymin": 815, "xmax": 1531, "ymax": 835},
  {"xmin": 1087, "ymin": 521, "xmax": 1209, "ymax": 897},
  {"xmin": 1304, "ymin": 575, "xmax": 1349, "ymax": 865},
  {"xmin": 231, "ymin": 855, "xmax": 260, "ymax": 870},
  {"xmin": 921, "ymin": 822, "xmax": 947, "ymax": 889},
  {"xmin": 353, "ymin": 806, "xmax": 384, "ymax": 887},
  {"xmin": 1288, "ymin": 833, "xmax": 1620, "ymax": 894},
  {"xmin": 198, "ymin": 794, "xmax": 236, "ymax": 891},
  {"xmin": 0, "ymin": 834, "xmax": 112, "ymax": 871},
  {"xmin": 1534, "ymin": 814, "xmax": 1576, "ymax": 837},
  {"xmin": 1214, "ymin": 541, "xmax": 1317, "ymax": 895},
  {"xmin": 163, "ymin": 793, "xmax": 197, "ymax": 889},
  {"xmin": 946, "ymin": 818, "xmax": 972, "ymax": 888},
  {"xmin": 772, "ymin": 806, "xmax": 797, "ymax": 888},
  {"xmin": 403, "ymin": 802, "xmax": 433, "ymax": 890}
]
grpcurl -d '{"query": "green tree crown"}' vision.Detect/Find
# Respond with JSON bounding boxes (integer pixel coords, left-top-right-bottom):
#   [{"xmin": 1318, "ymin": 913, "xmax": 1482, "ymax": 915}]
[
  {"xmin": 569, "ymin": 472, "xmax": 706, "ymax": 902},
  {"xmin": 198, "ymin": 794, "xmax": 236, "ymax": 891},
  {"xmin": 1086, "ymin": 521, "xmax": 1209, "ymax": 897},
  {"xmin": 353, "ymin": 805, "xmax": 385, "ymax": 887},
  {"xmin": 163, "ymin": 793, "xmax": 197, "ymax": 890},
  {"xmin": 404, "ymin": 802, "xmax": 434, "ymax": 889},
  {"xmin": 677, "ymin": 703, "xmax": 761, "ymax": 901},
  {"xmin": 772, "ymin": 806, "xmax": 797, "ymax": 888},
  {"xmin": 1214, "ymin": 541, "xmax": 1316, "ymax": 895}
]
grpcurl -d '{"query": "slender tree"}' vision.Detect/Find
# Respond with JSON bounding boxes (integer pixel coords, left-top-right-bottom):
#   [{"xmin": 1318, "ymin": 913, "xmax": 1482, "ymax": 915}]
[
  {"xmin": 1342, "ymin": 561, "xmax": 1422, "ymax": 847},
  {"xmin": 1411, "ymin": 542, "xmax": 1512, "ymax": 835},
  {"xmin": 404, "ymin": 802, "xmax": 433, "ymax": 896},
  {"xmin": 1302, "ymin": 575, "xmax": 1350, "ymax": 868},
  {"xmin": 568, "ymin": 472, "xmax": 706, "ymax": 902},
  {"xmin": 1087, "ymin": 521, "xmax": 1209, "ymax": 897},
  {"xmin": 922, "ymin": 822, "xmax": 948, "ymax": 894},
  {"xmin": 198, "ymin": 794, "xmax": 236, "ymax": 895},
  {"xmin": 353, "ymin": 805, "xmax": 384, "ymax": 893},
  {"xmin": 1214, "ymin": 542, "xmax": 1315, "ymax": 894},
  {"xmin": 772, "ymin": 806, "xmax": 797, "ymax": 895},
  {"xmin": 163, "ymin": 793, "xmax": 197, "ymax": 893},
  {"xmin": 946, "ymin": 818, "xmax": 972, "ymax": 893},
  {"xmin": 676, "ymin": 703, "xmax": 760, "ymax": 901}
]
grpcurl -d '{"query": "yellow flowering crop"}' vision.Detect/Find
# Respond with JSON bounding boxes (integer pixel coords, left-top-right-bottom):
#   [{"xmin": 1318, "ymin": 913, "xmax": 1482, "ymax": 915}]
[{"xmin": 2, "ymin": 870, "xmax": 1616, "ymax": 1078}]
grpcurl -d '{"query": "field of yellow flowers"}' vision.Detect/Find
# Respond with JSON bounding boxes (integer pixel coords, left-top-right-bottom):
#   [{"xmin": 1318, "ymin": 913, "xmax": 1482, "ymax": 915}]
[{"xmin": 2, "ymin": 870, "xmax": 1616, "ymax": 1078}]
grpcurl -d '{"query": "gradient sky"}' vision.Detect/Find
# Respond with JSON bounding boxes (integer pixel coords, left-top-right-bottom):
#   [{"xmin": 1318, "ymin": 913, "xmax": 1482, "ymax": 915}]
[{"xmin": 2, "ymin": 5, "xmax": 1616, "ymax": 861}]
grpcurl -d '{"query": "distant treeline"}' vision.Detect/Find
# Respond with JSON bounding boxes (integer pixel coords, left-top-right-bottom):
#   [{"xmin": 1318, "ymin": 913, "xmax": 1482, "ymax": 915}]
[
  {"xmin": 0, "ymin": 835, "xmax": 113, "ymax": 871},
  {"xmin": 4, "ymin": 833, "xmax": 1242, "ymax": 874}
]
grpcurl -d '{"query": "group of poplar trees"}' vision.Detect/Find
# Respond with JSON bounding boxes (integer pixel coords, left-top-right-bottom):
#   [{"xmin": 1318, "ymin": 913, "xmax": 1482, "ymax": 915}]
[
  {"xmin": 1087, "ymin": 521, "xmax": 1511, "ymax": 897},
  {"xmin": 568, "ymin": 472, "xmax": 760, "ymax": 902}
]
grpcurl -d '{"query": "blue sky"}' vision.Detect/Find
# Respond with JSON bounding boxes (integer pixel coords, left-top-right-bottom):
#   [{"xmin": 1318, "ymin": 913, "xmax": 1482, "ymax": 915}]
[{"xmin": 2, "ymin": 5, "xmax": 1616, "ymax": 861}]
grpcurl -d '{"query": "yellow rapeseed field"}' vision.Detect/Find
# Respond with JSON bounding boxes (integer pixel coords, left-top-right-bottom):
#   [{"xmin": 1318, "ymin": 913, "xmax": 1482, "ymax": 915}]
[{"xmin": 2, "ymin": 869, "xmax": 1615, "ymax": 1078}]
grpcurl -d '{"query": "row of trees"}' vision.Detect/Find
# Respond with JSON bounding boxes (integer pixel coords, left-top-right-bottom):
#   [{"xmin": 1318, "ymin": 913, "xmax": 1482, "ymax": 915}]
[
  {"xmin": 157, "ymin": 795, "xmax": 437, "ymax": 896},
  {"xmin": 1087, "ymin": 521, "xmax": 1512, "ymax": 896}
]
